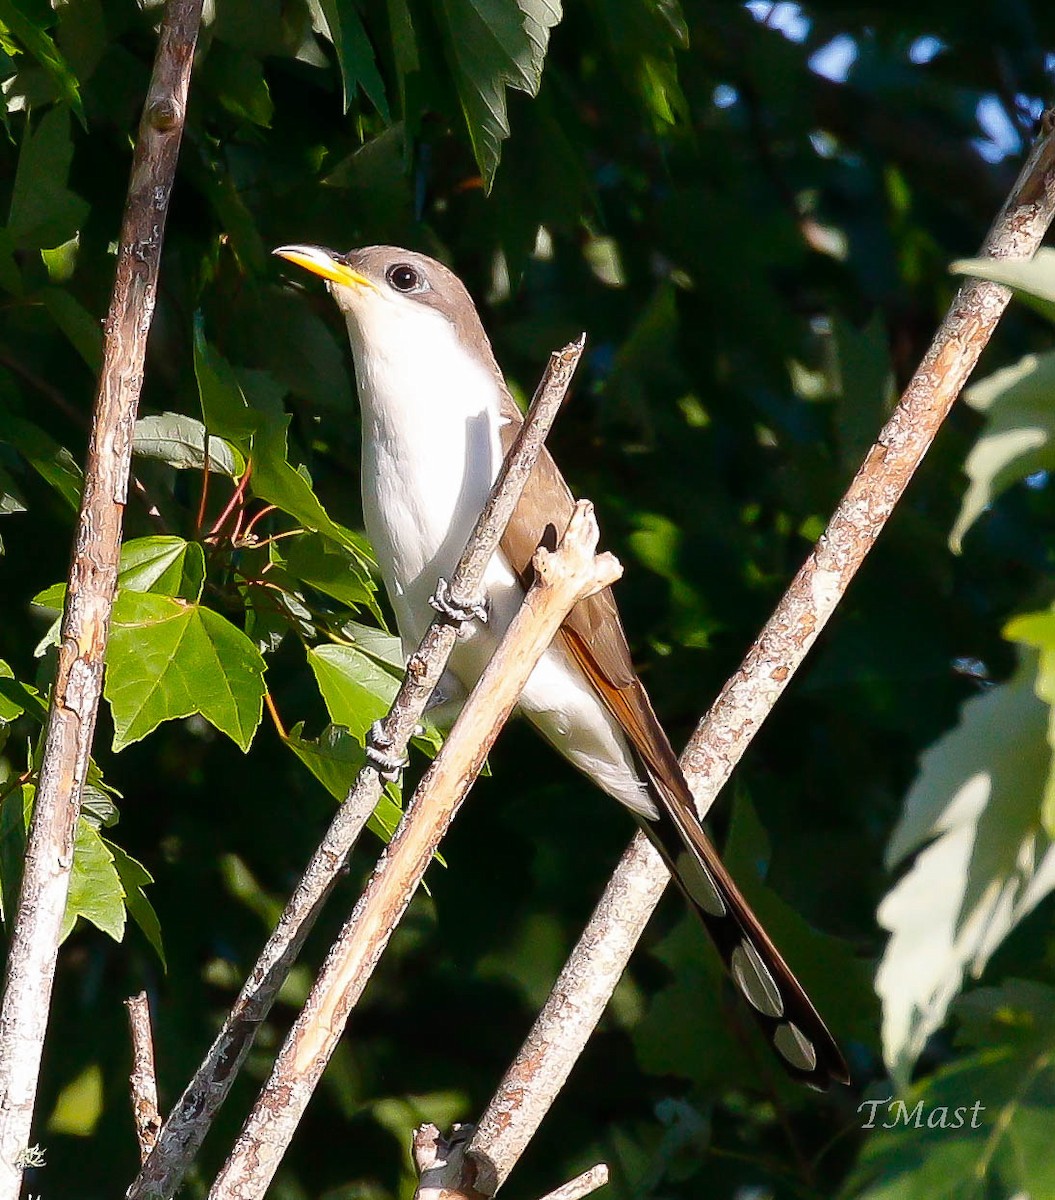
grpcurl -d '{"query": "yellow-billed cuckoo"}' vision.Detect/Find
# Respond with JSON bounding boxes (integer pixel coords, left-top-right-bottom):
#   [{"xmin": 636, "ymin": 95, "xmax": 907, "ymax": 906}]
[{"xmin": 275, "ymin": 243, "xmax": 849, "ymax": 1089}]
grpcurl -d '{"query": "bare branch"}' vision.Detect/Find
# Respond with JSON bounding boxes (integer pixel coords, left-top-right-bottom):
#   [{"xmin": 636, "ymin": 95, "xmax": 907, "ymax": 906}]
[
  {"xmin": 125, "ymin": 993, "xmax": 161, "ymax": 1162},
  {"xmin": 0, "ymin": 5, "xmax": 203, "ymax": 1195},
  {"xmin": 127, "ymin": 338, "xmax": 585, "ymax": 1200},
  {"xmin": 538, "ymin": 1164, "xmax": 609, "ymax": 1200},
  {"xmin": 461, "ymin": 110, "xmax": 1055, "ymax": 1195},
  {"xmin": 208, "ymin": 502, "xmax": 621, "ymax": 1199}
]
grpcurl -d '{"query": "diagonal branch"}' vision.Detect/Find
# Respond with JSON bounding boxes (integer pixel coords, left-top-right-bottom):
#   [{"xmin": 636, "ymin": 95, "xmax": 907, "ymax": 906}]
[
  {"xmin": 125, "ymin": 992, "xmax": 162, "ymax": 1163},
  {"xmin": 126, "ymin": 337, "xmax": 585, "ymax": 1200},
  {"xmin": 0, "ymin": 4, "xmax": 203, "ymax": 1196},
  {"xmin": 208, "ymin": 501, "xmax": 622, "ymax": 1199},
  {"xmin": 454, "ymin": 109, "xmax": 1055, "ymax": 1198}
]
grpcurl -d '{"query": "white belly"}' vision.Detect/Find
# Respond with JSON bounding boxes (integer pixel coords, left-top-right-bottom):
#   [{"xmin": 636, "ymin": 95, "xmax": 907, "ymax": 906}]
[{"xmin": 350, "ymin": 308, "xmax": 652, "ymax": 816}]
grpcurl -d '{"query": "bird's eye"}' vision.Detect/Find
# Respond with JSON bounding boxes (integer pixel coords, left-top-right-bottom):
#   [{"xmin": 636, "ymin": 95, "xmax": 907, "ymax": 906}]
[{"xmin": 386, "ymin": 264, "xmax": 422, "ymax": 293}]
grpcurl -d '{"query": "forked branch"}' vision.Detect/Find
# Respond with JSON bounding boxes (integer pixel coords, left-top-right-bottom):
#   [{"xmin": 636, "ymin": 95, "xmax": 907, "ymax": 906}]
[
  {"xmin": 127, "ymin": 338, "xmax": 585, "ymax": 1200},
  {"xmin": 208, "ymin": 502, "xmax": 622, "ymax": 1198}
]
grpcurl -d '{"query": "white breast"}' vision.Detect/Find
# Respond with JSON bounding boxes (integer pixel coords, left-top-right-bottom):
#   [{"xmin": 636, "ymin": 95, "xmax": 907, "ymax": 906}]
[
  {"xmin": 346, "ymin": 302, "xmax": 507, "ymax": 648},
  {"xmin": 344, "ymin": 292, "xmax": 653, "ymax": 818}
]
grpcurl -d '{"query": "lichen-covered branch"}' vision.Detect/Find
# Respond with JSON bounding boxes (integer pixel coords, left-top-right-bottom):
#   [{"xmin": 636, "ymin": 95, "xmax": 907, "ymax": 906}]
[
  {"xmin": 0, "ymin": 5, "xmax": 202, "ymax": 1195},
  {"xmin": 126, "ymin": 338, "xmax": 585, "ymax": 1200},
  {"xmin": 208, "ymin": 502, "xmax": 621, "ymax": 1199},
  {"xmin": 125, "ymin": 993, "xmax": 162, "ymax": 1163},
  {"xmin": 456, "ymin": 108, "xmax": 1055, "ymax": 1198}
]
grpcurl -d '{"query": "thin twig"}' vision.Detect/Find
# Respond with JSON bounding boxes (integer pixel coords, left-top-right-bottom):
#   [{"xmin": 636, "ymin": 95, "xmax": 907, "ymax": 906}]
[
  {"xmin": 209, "ymin": 501, "xmax": 621, "ymax": 1199},
  {"xmin": 126, "ymin": 337, "xmax": 585, "ymax": 1200},
  {"xmin": 0, "ymin": 5, "xmax": 203, "ymax": 1197},
  {"xmin": 538, "ymin": 1164, "xmax": 609, "ymax": 1200},
  {"xmin": 125, "ymin": 993, "xmax": 162, "ymax": 1163},
  {"xmin": 457, "ymin": 110, "xmax": 1055, "ymax": 1197},
  {"xmin": 204, "ymin": 461, "xmax": 252, "ymax": 541}
]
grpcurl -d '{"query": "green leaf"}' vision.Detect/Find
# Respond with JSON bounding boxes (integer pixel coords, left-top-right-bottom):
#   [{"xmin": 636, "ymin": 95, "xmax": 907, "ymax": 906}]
[
  {"xmin": 62, "ymin": 818, "xmax": 125, "ymax": 943},
  {"xmin": 384, "ymin": 0, "xmax": 418, "ymax": 108},
  {"xmin": 877, "ymin": 650, "xmax": 1055, "ymax": 1088},
  {"xmin": 41, "ymin": 286, "xmax": 102, "ymax": 372},
  {"xmin": 105, "ymin": 592, "xmax": 266, "ymax": 751},
  {"xmin": 0, "ymin": 1, "xmax": 84, "ymax": 122},
  {"xmin": 339, "ymin": 619, "xmax": 403, "ymax": 672},
  {"xmin": 1005, "ymin": 608, "xmax": 1055, "ymax": 836},
  {"xmin": 203, "ymin": 40, "xmax": 273, "ymax": 126},
  {"xmin": 108, "ymin": 841, "xmax": 165, "ymax": 968},
  {"xmin": 285, "ymin": 721, "xmax": 403, "ymax": 841},
  {"xmin": 193, "ymin": 319, "xmax": 259, "ymax": 447},
  {"xmin": 951, "ymin": 249, "xmax": 1055, "ymax": 323},
  {"xmin": 314, "ymin": 0, "xmax": 389, "ymax": 118},
  {"xmin": 0, "ymin": 660, "xmax": 24, "ymax": 723},
  {"xmin": 133, "ymin": 412, "xmax": 243, "ymax": 476},
  {"xmin": 7, "ymin": 105, "xmax": 88, "ymax": 249},
  {"xmin": 436, "ymin": 0, "xmax": 563, "ymax": 188},
  {"xmin": 0, "ymin": 465, "xmax": 27, "ymax": 518},
  {"xmin": 588, "ymin": 0, "xmax": 688, "ymax": 129},
  {"xmin": 307, "ymin": 642, "xmax": 399, "ymax": 741},
  {"xmin": 280, "ymin": 532, "xmax": 376, "ymax": 608},
  {"xmin": 0, "ymin": 666, "xmax": 46, "ymax": 723},
  {"xmin": 118, "ymin": 536, "xmax": 206, "ymax": 601},
  {"xmin": 0, "ymin": 784, "xmax": 31, "ymax": 926},
  {"xmin": 251, "ymin": 412, "xmax": 374, "ymax": 576},
  {"xmin": 949, "ymin": 351, "xmax": 1055, "ymax": 552},
  {"xmin": 0, "ymin": 411, "xmax": 82, "ymax": 510},
  {"xmin": 39, "ymin": 233, "xmax": 79, "ymax": 282}
]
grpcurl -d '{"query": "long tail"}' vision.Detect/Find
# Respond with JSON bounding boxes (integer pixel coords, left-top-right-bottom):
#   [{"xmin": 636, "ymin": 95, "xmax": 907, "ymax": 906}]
[
  {"xmin": 635, "ymin": 785, "xmax": 849, "ymax": 1090},
  {"xmin": 561, "ymin": 634, "xmax": 850, "ymax": 1089}
]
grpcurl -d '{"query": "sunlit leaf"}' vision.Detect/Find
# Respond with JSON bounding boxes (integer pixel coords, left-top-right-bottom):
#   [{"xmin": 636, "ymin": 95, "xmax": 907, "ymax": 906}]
[
  {"xmin": 280, "ymin": 531, "xmax": 376, "ymax": 608},
  {"xmin": 109, "ymin": 841, "xmax": 165, "ymax": 968},
  {"xmin": 251, "ymin": 412, "xmax": 375, "ymax": 580},
  {"xmin": 307, "ymin": 641, "xmax": 399, "ymax": 741},
  {"xmin": 0, "ymin": 3, "xmax": 84, "ymax": 122},
  {"xmin": 118, "ymin": 536, "xmax": 206, "ymax": 601},
  {"xmin": 105, "ymin": 592, "xmax": 266, "ymax": 751},
  {"xmin": 949, "ymin": 351, "xmax": 1055, "ymax": 552},
  {"xmin": 877, "ymin": 651, "xmax": 1055, "ymax": 1087},
  {"xmin": 952, "ymin": 249, "xmax": 1055, "ymax": 324},
  {"xmin": 61, "ymin": 818, "xmax": 125, "ymax": 942}
]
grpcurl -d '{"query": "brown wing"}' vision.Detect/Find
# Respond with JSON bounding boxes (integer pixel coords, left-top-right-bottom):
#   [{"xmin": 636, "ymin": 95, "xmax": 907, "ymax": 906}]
[{"xmin": 497, "ymin": 389, "xmax": 849, "ymax": 1089}]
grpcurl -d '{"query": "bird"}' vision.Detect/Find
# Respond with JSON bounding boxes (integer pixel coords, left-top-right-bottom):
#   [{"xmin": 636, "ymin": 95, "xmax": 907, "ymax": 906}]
[{"xmin": 274, "ymin": 243, "xmax": 849, "ymax": 1089}]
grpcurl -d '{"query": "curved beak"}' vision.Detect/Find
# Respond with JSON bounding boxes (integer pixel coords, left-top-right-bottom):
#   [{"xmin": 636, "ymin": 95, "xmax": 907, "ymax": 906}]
[{"xmin": 273, "ymin": 244, "xmax": 376, "ymax": 291}]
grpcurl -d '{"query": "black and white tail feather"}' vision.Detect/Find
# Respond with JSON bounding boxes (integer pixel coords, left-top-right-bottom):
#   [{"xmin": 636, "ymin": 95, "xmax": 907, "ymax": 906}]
[{"xmin": 635, "ymin": 736, "xmax": 849, "ymax": 1090}]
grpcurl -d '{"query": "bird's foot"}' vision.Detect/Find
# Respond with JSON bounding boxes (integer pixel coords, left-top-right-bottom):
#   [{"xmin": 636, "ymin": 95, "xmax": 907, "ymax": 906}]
[
  {"xmin": 366, "ymin": 720, "xmax": 408, "ymax": 781},
  {"xmin": 429, "ymin": 578, "xmax": 488, "ymax": 638}
]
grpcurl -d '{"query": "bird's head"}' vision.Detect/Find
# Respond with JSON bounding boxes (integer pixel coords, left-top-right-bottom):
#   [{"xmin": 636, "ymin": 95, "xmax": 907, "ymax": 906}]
[{"xmin": 273, "ymin": 244, "xmax": 493, "ymax": 367}]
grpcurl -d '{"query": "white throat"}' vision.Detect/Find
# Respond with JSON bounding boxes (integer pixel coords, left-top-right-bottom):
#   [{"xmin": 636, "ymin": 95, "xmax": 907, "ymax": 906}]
[{"xmin": 344, "ymin": 301, "xmax": 506, "ymax": 646}]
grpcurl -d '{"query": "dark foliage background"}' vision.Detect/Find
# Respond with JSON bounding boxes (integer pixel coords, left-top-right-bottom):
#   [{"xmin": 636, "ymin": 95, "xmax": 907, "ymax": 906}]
[{"xmin": 2, "ymin": 0, "xmax": 1055, "ymax": 1196}]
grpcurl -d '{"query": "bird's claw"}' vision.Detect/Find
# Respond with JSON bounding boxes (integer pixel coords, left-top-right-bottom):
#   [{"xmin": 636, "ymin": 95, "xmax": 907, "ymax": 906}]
[
  {"xmin": 366, "ymin": 719, "xmax": 408, "ymax": 781},
  {"xmin": 429, "ymin": 578, "xmax": 488, "ymax": 638}
]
